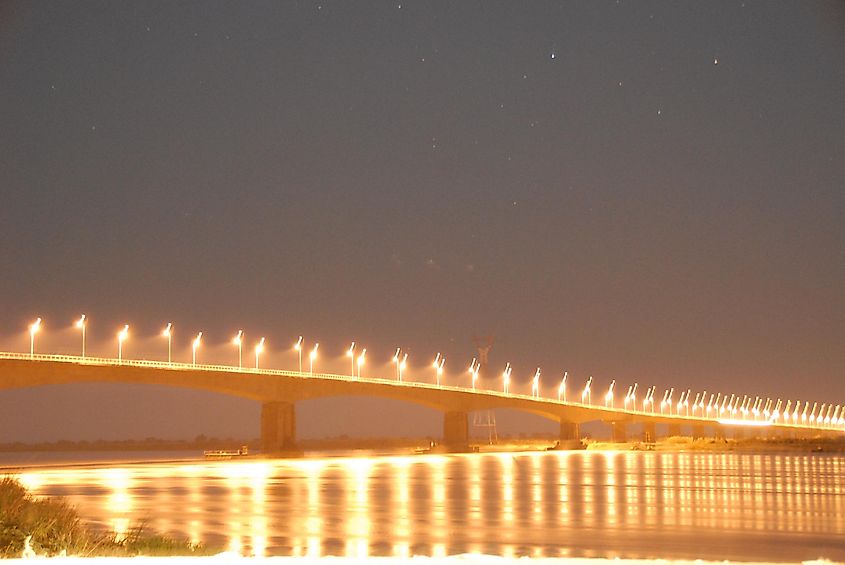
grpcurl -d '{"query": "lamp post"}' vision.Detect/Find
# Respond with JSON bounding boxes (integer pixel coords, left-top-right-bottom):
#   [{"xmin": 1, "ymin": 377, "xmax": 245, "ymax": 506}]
[
  {"xmin": 503, "ymin": 362, "xmax": 512, "ymax": 394},
  {"xmin": 582, "ymin": 376, "xmax": 593, "ymax": 404},
  {"xmin": 117, "ymin": 325, "xmax": 129, "ymax": 364},
  {"xmin": 531, "ymin": 367, "xmax": 541, "ymax": 398},
  {"xmin": 347, "ymin": 342, "xmax": 356, "ymax": 378},
  {"xmin": 357, "ymin": 348, "xmax": 366, "ymax": 379},
  {"xmin": 232, "ymin": 330, "xmax": 243, "ymax": 368},
  {"xmin": 192, "ymin": 332, "xmax": 202, "ymax": 366},
  {"xmin": 433, "ymin": 353, "xmax": 445, "ymax": 386},
  {"xmin": 309, "ymin": 343, "xmax": 319, "ymax": 376},
  {"xmin": 559, "ymin": 371, "xmax": 567, "ymax": 402},
  {"xmin": 392, "ymin": 348, "xmax": 402, "ymax": 381},
  {"xmin": 294, "ymin": 336, "xmax": 303, "ymax": 375},
  {"xmin": 29, "ymin": 318, "xmax": 42, "ymax": 359},
  {"xmin": 255, "ymin": 337, "xmax": 265, "ymax": 369},
  {"xmin": 399, "ymin": 353, "xmax": 408, "ymax": 382},
  {"xmin": 605, "ymin": 380, "xmax": 615, "ymax": 408},
  {"xmin": 162, "ymin": 323, "xmax": 173, "ymax": 364},
  {"xmin": 468, "ymin": 359, "xmax": 481, "ymax": 390},
  {"xmin": 75, "ymin": 315, "xmax": 87, "ymax": 358}
]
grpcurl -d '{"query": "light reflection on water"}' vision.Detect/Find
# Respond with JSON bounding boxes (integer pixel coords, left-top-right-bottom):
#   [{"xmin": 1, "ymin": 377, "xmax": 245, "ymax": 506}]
[{"xmin": 13, "ymin": 451, "xmax": 845, "ymax": 561}]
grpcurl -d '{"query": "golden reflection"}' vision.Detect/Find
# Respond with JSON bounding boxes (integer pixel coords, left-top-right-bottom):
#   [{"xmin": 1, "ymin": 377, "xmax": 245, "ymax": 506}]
[
  {"xmin": 5, "ymin": 450, "xmax": 845, "ymax": 559},
  {"xmin": 103, "ymin": 468, "xmax": 132, "ymax": 540}
]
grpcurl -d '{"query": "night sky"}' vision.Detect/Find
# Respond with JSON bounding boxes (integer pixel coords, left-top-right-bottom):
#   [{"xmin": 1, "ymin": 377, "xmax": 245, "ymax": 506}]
[{"xmin": 1, "ymin": 2, "xmax": 843, "ymax": 442}]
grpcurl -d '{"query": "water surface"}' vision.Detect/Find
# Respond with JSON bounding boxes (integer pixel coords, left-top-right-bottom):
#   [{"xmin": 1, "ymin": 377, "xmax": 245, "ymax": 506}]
[{"xmin": 10, "ymin": 450, "xmax": 845, "ymax": 561}]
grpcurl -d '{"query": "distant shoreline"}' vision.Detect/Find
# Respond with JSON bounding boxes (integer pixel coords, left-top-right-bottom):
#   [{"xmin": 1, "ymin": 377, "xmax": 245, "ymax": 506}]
[{"xmin": 2, "ymin": 434, "xmax": 844, "ymax": 458}]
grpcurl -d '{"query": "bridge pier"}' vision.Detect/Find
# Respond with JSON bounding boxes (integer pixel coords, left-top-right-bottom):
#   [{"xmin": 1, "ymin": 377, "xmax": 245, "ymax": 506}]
[
  {"xmin": 642, "ymin": 422, "xmax": 657, "ymax": 442},
  {"xmin": 714, "ymin": 425, "xmax": 727, "ymax": 440},
  {"xmin": 442, "ymin": 411, "xmax": 469, "ymax": 452},
  {"xmin": 611, "ymin": 421, "xmax": 627, "ymax": 443},
  {"xmin": 554, "ymin": 420, "xmax": 583, "ymax": 449},
  {"xmin": 692, "ymin": 425, "xmax": 705, "ymax": 440},
  {"xmin": 261, "ymin": 401, "xmax": 300, "ymax": 456},
  {"xmin": 667, "ymin": 423, "xmax": 682, "ymax": 438}
]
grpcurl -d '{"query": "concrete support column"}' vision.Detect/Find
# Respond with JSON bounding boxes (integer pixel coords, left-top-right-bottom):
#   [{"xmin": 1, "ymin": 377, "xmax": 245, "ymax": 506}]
[
  {"xmin": 261, "ymin": 401, "xmax": 297, "ymax": 455},
  {"xmin": 668, "ymin": 423, "xmax": 682, "ymax": 438},
  {"xmin": 442, "ymin": 411, "xmax": 469, "ymax": 451},
  {"xmin": 611, "ymin": 421, "xmax": 627, "ymax": 443},
  {"xmin": 642, "ymin": 422, "xmax": 657, "ymax": 442},
  {"xmin": 559, "ymin": 420, "xmax": 580, "ymax": 441},
  {"xmin": 692, "ymin": 425, "xmax": 705, "ymax": 440}
]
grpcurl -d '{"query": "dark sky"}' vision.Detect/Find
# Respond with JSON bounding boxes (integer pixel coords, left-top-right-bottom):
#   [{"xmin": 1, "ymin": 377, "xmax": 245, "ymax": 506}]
[{"xmin": 1, "ymin": 1, "xmax": 843, "ymax": 442}]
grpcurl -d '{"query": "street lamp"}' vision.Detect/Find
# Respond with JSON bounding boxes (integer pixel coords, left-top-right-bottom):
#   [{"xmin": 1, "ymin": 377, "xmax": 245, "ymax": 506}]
[
  {"xmin": 582, "ymin": 376, "xmax": 593, "ymax": 404},
  {"xmin": 28, "ymin": 318, "xmax": 42, "ymax": 359},
  {"xmin": 643, "ymin": 386, "xmax": 654, "ymax": 413},
  {"xmin": 347, "ymin": 342, "xmax": 356, "ymax": 378},
  {"xmin": 605, "ymin": 380, "xmax": 615, "ymax": 408},
  {"xmin": 558, "ymin": 371, "xmax": 567, "ymax": 402},
  {"xmin": 255, "ymin": 337, "xmax": 265, "ymax": 369},
  {"xmin": 232, "ymin": 330, "xmax": 244, "ymax": 368},
  {"xmin": 531, "ymin": 367, "xmax": 541, "ymax": 398},
  {"xmin": 399, "ymin": 353, "xmax": 408, "ymax": 382},
  {"xmin": 393, "ymin": 348, "xmax": 402, "ymax": 381},
  {"xmin": 467, "ymin": 358, "xmax": 480, "ymax": 390},
  {"xmin": 294, "ymin": 336, "xmax": 303, "ymax": 375},
  {"xmin": 162, "ymin": 323, "xmax": 173, "ymax": 364},
  {"xmin": 357, "ymin": 348, "xmax": 366, "ymax": 379},
  {"xmin": 192, "ymin": 332, "xmax": 202, "ymax": 366},
  {"xmin": 503, "ymin": 362, "xmax": 512, "ymax": 394},
  {"xmin": 117, "ymin": 325, "xmax": 129, "ymax": 364},
  {"xmin": 309, "ymin": 343, "xmax": 319, "ymax": 376},
  {"xmin": 75, "ymin": 315, "xmax": 87, "ymax": 358},
  {"xmin": 433, "ymin": 353, "xmax": 445, "ymax": 386}
]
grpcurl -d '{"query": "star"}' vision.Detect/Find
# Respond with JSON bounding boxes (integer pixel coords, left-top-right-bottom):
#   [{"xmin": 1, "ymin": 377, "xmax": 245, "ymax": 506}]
[{"xmin": 714, "ymin": 58, "xmax": 719, "ymax": 65}]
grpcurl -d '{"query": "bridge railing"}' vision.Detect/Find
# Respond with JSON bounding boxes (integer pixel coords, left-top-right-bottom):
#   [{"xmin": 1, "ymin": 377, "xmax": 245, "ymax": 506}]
[{"xmin": 0, "ymin": 351, "xmax": 842, "ymax": 433}]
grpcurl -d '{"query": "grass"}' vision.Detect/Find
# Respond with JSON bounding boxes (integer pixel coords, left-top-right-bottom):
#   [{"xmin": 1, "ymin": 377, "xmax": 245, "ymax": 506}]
[{"xmin": 0, "ymin": 476, "xmax": 212, "ymax": 557}]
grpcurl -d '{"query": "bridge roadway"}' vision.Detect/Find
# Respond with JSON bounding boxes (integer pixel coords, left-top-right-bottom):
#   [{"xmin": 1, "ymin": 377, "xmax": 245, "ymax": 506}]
[{"xmin": 0, "ymin": 352, "xmax": 840, "ymax": 454}]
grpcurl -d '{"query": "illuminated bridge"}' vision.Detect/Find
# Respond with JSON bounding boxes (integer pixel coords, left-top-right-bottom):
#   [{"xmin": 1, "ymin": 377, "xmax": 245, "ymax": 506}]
[{"xmin": 1, "ymin": 352, "xmax": 842, "ymax": 454}]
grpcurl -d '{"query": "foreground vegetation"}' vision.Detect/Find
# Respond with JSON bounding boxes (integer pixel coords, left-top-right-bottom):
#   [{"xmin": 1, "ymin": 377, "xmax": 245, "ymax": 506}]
[{"xmin": 0, "ymin": 477, "xmax": 210, "ymax": 557}]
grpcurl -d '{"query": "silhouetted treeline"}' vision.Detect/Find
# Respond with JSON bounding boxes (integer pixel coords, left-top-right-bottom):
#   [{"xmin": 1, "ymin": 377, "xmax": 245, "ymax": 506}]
[{"xmin": 0, "ymin": 435, "xmax": 257, "ymax": 452}]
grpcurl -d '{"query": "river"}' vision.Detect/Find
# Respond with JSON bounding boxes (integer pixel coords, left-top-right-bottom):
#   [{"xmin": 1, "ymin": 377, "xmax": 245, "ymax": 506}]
[{"xmin": 4, "ymin": 450, "xmax": 844, "ymax": 561}]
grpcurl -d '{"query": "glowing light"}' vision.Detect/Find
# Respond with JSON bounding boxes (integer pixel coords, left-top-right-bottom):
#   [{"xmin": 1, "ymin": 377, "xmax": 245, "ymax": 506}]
[
  {"xmin": 192, "ymin": 331, "xmax": 202, "ymax": 366},
  {"xmin": 468, "ymin": 358, "xmax": 480, "ymax": 390},
  {"xmin": 558, "ymin": 371, "xmax": 567, "ymax": 402},
  {"xmin": 531, "ymin": 367, "xmax": 541, "ymax": 398},
  {"xmin": 605, "ymin": 379, "xmax": 615, "ymax": 408},
  {"xmin": 117, "ymin": 324, "xmax": 129, "ymax": 363},
  {"xmin": 503, "ymin": 362, "xmax": 512, "ymax": 394},
  {"xmin": 255, "ymin": 337, "xmax": 265, "ymax": 369},
  {"xmin": 433, "ymin": 353, "xmax": 445, "ymax": 386},
  {"xmin": 162, "ymin": 322, "xmax": 173, "ymax": 363},
  {"xmin": 357, "ymin": 348, "xmax": 366, "ymax": 378},
  {"xmin": 392, "ymin": 348, "xmax": 402, "ymax": 381},
  {"xmin": 582, "ymin": 376, "xmax": 592, "ymax": 404},
  {"xmin": 75, "ymin": 314, "xmax": 87, "ymax": 358},
  {"xmin": 233, "ymin": 330, "xmax": 244, "ymax": 368},
  {"xmin": 28, "ymin": 318, "xmax": 42, "ymax": 358},
  {"xmin": 294, "ymin": 336, "xmax": 303, "ymax": 374},
  {"xmin": 309, "ymin": 343, "xmax": 319, "ymax": 376},
  {"xmin": 347, "ymin": 342, "xmax": 356, "ymax": 378}
]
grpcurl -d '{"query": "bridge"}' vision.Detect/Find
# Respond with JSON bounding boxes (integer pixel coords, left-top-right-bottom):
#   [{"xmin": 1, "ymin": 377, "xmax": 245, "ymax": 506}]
[{"xmin": 1, "ymin": 352, "xmax": 841, "ymax": 454}]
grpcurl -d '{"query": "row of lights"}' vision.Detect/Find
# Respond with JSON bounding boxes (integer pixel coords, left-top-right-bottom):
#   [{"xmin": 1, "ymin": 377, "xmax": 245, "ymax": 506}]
[{"xmin": 24, "ymin": 316, "xmax": 845, "ymax": 428}]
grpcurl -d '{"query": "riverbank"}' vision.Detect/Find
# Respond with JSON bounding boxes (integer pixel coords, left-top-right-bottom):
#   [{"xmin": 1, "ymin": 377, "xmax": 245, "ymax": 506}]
[
  {"xmin": 583, "ymin": 435, "xmax": 845, "ymax": 453},
  {"xmin": 0, "ymin": 477, "xmax": 211, "ymax": 557}
]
